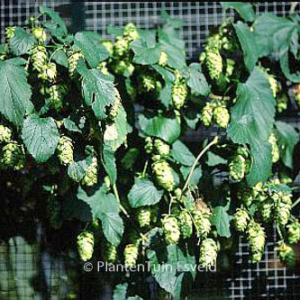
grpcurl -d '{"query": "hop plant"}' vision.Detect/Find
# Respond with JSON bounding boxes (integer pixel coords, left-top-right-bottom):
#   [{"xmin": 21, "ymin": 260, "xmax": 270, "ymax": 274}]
[
  {"xmin": 159, "ymin": 51, "xmax": 168, "ymax": 66},
  {"xmin": 5, "ymin": 26, "xmax": 16, "ymax": 40},
  {"xmin": 276, "ymin": 242, "xmax": 295, "ymax": 268},
  {"xmin": 193, "ymin": 210, "xmax": 211, "ymax": 238},
  {"xmin": 31, "ymin": 45, "xmax": 47, "ymax": 72},
  {"xmin": 172, "ymin": 81, "xmax": 188, "ymax": 110},
  {"xmin": 68, "ymin": 51, "xmax": 84, "ymax": 76},
  {"xmin": 77, "ymin": 231, "xmax": 94, "ymax": 262},
  {"xmin": 152, "ymin": 160, "xmax": 175, "ymax": 191},
  {"xmin": 162, "ymin": 215, "xmax": 181, "ymax": 244},
  {"xmin": 213, "ymin": 106, "xmax": 230, "ymax": 128},
  {"xmin": 287, "ymin": 220, "xmax": 300, "ymax": 244},
  {"xmin": 57, "ymin": 136, "xmax": 74, "ymax": 165},
  {"xmin": 124, "ymin": 244, "xmax": 139, "ymax": 267},
  {"xmin": 39, "ymin": 62, "xmax": 57, "ymax": 81},
  {"xmin": 229, "ymin": 155, "xmax": 246, "ymax": 182},
  {"xmin": 0, "ymin": 142, "xmax": 25, "ymax": 171},
  {"xmin": 234, "ymin": 208, "xmax": 249, "ymax": 232},
  {"xmin": 109, "ymin": 89, "xmax": 122, "ymax": 120},
  {"xmin": 82, "ymin": 156, "xmax": 98, "ymax": 186},
  {"xmin": 154, "ymin": 139, "xmax": 170, "ymax": 157},
  {"xmin": 47, "ymin": 196, "xmax": 62, "ymax": 230},
  {"xmin": 206, "ymin": 50, "xmax": 223, "ymax": 80},
  {"xmin": 199, "ymin": 239, "xmax": 218, "ymax": 267},
  {"xmin": 275, "ymin": 201, "xmax": 291, "ymax": 226},
  {"xmin": 103, "ymin": 243, "xmax": 117, "ymax": 263},
  {"xmin": 32, "ymin": 27, "xmax": 47, "ymax": 42},
  {"xmin": 268, "ymin": 132, "xmax": 280, "ymax": 163},
  {"xmin": 123, "ymin": 23, "xmax": 139, "ymax": 41},
  {"xmin": 247, "ymin": 220, "xmax": 266, "ymax": 263},
  {"xmin": 0, "ymin": 125, "xmax": 12, "ymax": 143},
  {"xmin": 179, "ymin": 211, "xmax": 193, "ymax": 239},
  {"xmin": 201, "ymin": 102, "xmax": 214, "ymax": 126},
  {"xmin": 261, "ymin": 201, "xmax": 273, "ymax": 222},
  {"xmin": 114, "ymin": 36, "xmax": 129, "ymax": 56},
  {"xmin": 137, "ymin": 207, "xmax": 151, "ymax": 228}
]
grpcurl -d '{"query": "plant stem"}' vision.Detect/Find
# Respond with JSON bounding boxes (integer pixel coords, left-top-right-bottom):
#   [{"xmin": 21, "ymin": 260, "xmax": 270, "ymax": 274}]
[
  {"xmin": 142, "ymin": 159, "xmax": 149, "ymax": 177},
  {"xmin": 276, "ymin": 224, "xmax": 283, "ymax": 240},
  {"xmin": 182, "ymin": 136, "xmax": 219, "ymax": 193},
  {"xmin": 292, "ymin": 197, "xmax": 300, "ymax": 209},
  {"xmin": 112, "ymin": 183, "xmax": 130, "ymax": 218}
]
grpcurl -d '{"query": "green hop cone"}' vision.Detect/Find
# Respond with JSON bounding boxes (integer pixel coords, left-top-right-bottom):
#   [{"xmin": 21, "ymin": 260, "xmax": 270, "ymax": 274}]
[
  {"xmin": 109, "ymin": 89, "xmax": 122, "ymax": 120},
  {"xmin": 199, "ymin": 238, "xmax": 218, "ymax": 267},
  {"xmin": 225, "ymin": 58, "xmax": 235, "ymax": 79},
  {"xmin": 47, "ymin": 196, "xmax": 62, "ymax": 230},
  {"xmin": 141, "ymin": 75, "xmax": 156, "ymax": 92},
  {"xmin": 103, "ymin": 243, "xmax": 117, "ymax": 263},
  {"xmin": 0, "ymin": 142, "xmax": 25, "ymax": 171},
  {"xmin": 247, "ymin": 220, "xmax": 266, "ymax": 263},
  {"xmin": 114, "ymin": 36, "xmax": 129, "ymax": 56},
  {"xmin": 193, "ymin": 210, "xmax": 211, "ymax": 238},
  {"xmin": 39, "ymin": 62, "xmax": 57, "ymax": 81},
  {"xmin": 287, "ymin": 220, "xmax": 300, "ymax": 244},
  {"xmin": 123, "ymin": 23, "xmax": 139, "ymax": 41},
  {"xmin": 82, "ymin": 156, "xmax": 98, "ymax": 186},
  {"xmin": 152, "ymin": 160, "xmax": 175, "ymax": 191},
  {"xmin": 115, "ymin": 60, "xmax": 135, "ymax": 76},
  {"xmin": 57, "ymin": 136, "xmax": 74, "ymax": 165},
  {"xmin": 68, "ymin": 51, "xmax": 84, "ymax": 76},
  {"xmin": 276, "ymin": 242, "xmax": 295, "ymax": 268},
  {"xmin": 5, "ymin": 26, "xmax": 16, "ymax": 40},
  {"xmin": 206, "ymin": 50, "xmax": 223, "ymax": 80},
  {"xmin": 229, "ymin": 155, "xmax": 246, "ymax": 182},
  {"xmin": 77, "ymin": 231, "xmax": 94, "ymax": 262},
  {"xmin": 47, "ymin": 84, "xmax": 67, "ymax": 111},
  {"xmin": 261, "ymin": 201, "xmax": 273, "ymax": 222},
  {"xmin": 268, "ymin": 132, "xmax": 280, "ymax": 163},
  {"xmin": 32, "ymin": 27, "xmax": 47, "ymax": 42},
  {"xmin": 159, "ymin": 51, "xmax": 168, "ymax": 66},
  {"xmin": 275, "ymin": 201, "xmax": 291, "ymax": 226},
  {"xmin": 0, "ymin": 125, "xmax": 12, "ymax": 143},
  {"xmin": 234, "ymin": 208, "xmax": 249, "ymax": 232},
  {"xmin": 174, "ymin": 188, "xmax": 182, "ymax": 201},
  {"xmin": 124, "ymin": 244, "xmax": 139, "ymax": 267},
  {"xmin": 172, "ymin": 81, "xmax": 188, "ymax": 109},
  {"xmin": 154, "ymin": 139, "xmax": 170, "ymax": 157},
  {"xmin": 267, "ymin": 74, "xmax": 278, "ymax": 98},
  {"xmin": 144, "ymin": 137, "xmax": 153, "ymax": 154},
  {"xmin": 201, "ymin": 103, "xmax": 214, "ymax": 126},
  {"xmin": 162, "ymin": 215, "xmax": 181, "ymax": 244},
  {"xmin": 137, "ymin": 207, "xmax": 151, "ymax": 228},
  {"xmin": 213, "ymin": 106, "xmax": 230, "ymax": 128},
  {"xmin": 179, "ymin": 211, "xmax": 193, "ymax": 239},
  {"xmin": 31, "ymin": 45, "xmax": 47, "ymax": 72},
  {"xmin": 276, "ymin": 93, "xmax": 288, "ymax": 113}
]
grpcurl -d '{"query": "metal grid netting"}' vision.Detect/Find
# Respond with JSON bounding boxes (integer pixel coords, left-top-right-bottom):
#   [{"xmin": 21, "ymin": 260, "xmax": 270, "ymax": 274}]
[{"xmin": 0, "ymin": 1, "xmax": 300, "ymax": 299}]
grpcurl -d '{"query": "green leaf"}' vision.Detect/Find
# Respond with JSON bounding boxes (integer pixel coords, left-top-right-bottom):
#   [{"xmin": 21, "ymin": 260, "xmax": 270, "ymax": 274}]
[
  {"xmin": 234, "ymin": 22, "xmax": 258, "ymax": 72},
  {"xmin": 187, "ymin": 63, "xmax": 210, "ymax": 96},
  {"xmin": 275, "ymin": 121, "xmax": 299, "ymax": 169},
  {"xmin": 227, "ymin": 67, "xmax": 275, "ymax": 185},
  {"xmin": 211, "ymin": 201, "xmax": 232, "ymax": 238},
  {"xmin": 63, "ymin": 117, "xmax": 82, "ymax": 133},
  {"xmin": 138, "ymin": 114, "xmax": 181, "ymax": 144},
  {"xmin": 206, "ymin": 152, "xmax": 227, "ymax": 167},
  {"xmin": 128, "ymin": 178, "xmax": 164, "ymax": 208},
  {"xmin": 131, "ymin": 30, "xmax": 161, "ymax": 65},
  {"xmin": 77, "ymin": 60, "xmax": 116, "ymax": 120},
  {"xmin": 0, "ymin": 59, "xmax": 33, "ymax": 126},
  {"xmin": 147, "ymin": 244, "xmax": 196, "ymax": 299},
  {"xmin": 221, "ymin": 2, "xmax": 255, "ymax": 22},
  {"xmin": 254, "ymin": 14, "xmax": 298, "ymax": 58},
  {"xmin": 22, "ymin": 114, "xmax": 59, "ymax": 163},
  {"xmin": 9, "ymin": 27, "xmax": 36, "ymax": 56},
  {"xmin": 121, "ymin": 148, "xmax": 139, "ymax": 170},
  {"xmin": 67, "ymin": 159, "xmax": 88, "ymax": 182},
  {"xmin": 75, "ymin": 32, "xmax": 109, "ymax": 68},
  {"xmin": 113, "ymin": 283, "xmax": 128, "ymax": 300},
  {"xmin": 171, "ymin": 140, "xmax": 195, "ymax": 166},
  {"xmin": 280, "ymin": 51, "xmax": 300, "ymax": 83},
  {"xmin": 40, "ymin": 6, "xmax": 67, "ymax": 35},
  {"xmin": 102, "ymin": 145, "xmax": 117, "ymax": 185},
  {"xmin": 51, "ymin": 49, "xmax": 68, "ymax": 68},
  {"xmin": 77, "ymin": 186, "xmax": 124, "ymax": 246}
]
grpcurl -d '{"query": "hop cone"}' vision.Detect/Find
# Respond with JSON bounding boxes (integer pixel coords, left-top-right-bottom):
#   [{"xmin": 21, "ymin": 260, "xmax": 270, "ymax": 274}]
[
  {"xmin": 268, "ymin": 132, "xmax": 280, "ymax": 163},
  {"xmin": 114, "ymin": 37, "xmax": 129, "ymax": 56},
  {"xmin": 193, "ymin": 210, "xmax": 211, "ymax": 238},
  {"xmin": 31, "ymin": 45, "xmax": 47, "ymax": 72},
  {"xmin": 57, "ymin": 136, "xmax": 74, "ymax": 165},
  {"xmin": 77, "ymin": 231, "xmax": 94, "ymax": 262},
  {"xmin": 287, "ymin": 220, "xmax": 300, "ymax": 244},
  {"xmin": 213, "ymin": 106, "xmax": 230, "ymax": 128},
  {"xmin": 109, "ymin": 89, "xmax": 122, "ymax": 119},
  {"xmin": 234, "ymin": 208, "xmax": 249, "ymax": 232},
  {"xmin": 68, "ymin": 51, "xmax": 84, "ymax": 76},
  {"xmin": 5, "ymin": 26, "xmax": 16, "ymax": 40},
  {"xmin": 0, "ymin": 125, "xmax": 12, "ymax": 143},
  {"xmin": 103, "ymin": 243, "xmax": 117, "ymax": 263},
  {"xmin": 82, "ymin": 156, "xmax": 98, "ymax": 186},
  {"xmin": 152, "ymin": 160, "xmax": 175, "ymax": 191},
  {"xmin": 47, "ymin": 84, "xmax": 67, "ymax": 111},
  {"xmin": 179, "ymin": 211, "xmax": 193, "ymax": 239},
  {"xmin": 162, "ymin": 215, "xmax": 181, "ymax": 244},
  {"xmin": 229, "ymin": 155, "xmax": 246, "ymax": 182},
  {"xmin": 206, "ymin": 50, "xmax": 223, "ymax": 80},
  {"xmin": 0, "ymin": 142, "xmax": 25, "ymax": 171},
  {"xmin": 137, "ymin": 207, "xmax": 151, "ymax": 228},
  {"xmin": 123, "ymin": 23, "xmax": 139, "ymax": 41},
  {"xmin": 276, "ymin": 242, "xmax": 295, "ymax": 268},
  {"xmin": 39, "ymin": 62, "xmax": 57, "ymax": 81},
  {"xmin": 275, "ymin": 201, "xmax": 291, "ymax": 226},
  {"xmin": 268, "ymin": 74, "xmax": 278, "ymax": 98},
  {"xmin": 154, "ymin": 139, "xmax": 170, "ymax": 157},
  {"xmin": 172, "ymin": 81, "xmax": 188, "ymax": 109},
  {"xmin": 201, "ymin": 103, "xmax": 214, "ymax": 126},
  {"xmin": 32, "ymin": 27, "xmax": 47, "ymax": 42},
  {"xmin": 247, "ymin": 220, "xmax": 266, "ymax": 263},
  {"xmin": 199, "ymin": 239, "xmax": 218, "ymax": 267},
  {"xmin": 141, "ymin": 75, "xmax": 156, "ymax": 92},
  {"xmin": 124, "ymin": 244, "xmax": 139, "ymax": 267},
  {"xmin": 261, "ymin": 201, "xmax": 273, "ymax": 222}
]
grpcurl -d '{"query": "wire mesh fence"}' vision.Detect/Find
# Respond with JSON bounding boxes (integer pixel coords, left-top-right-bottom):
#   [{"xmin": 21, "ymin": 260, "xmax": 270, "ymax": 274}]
[{"xmin": 0, "ymin": 1, "xmax": 300, "ymax": 299}]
